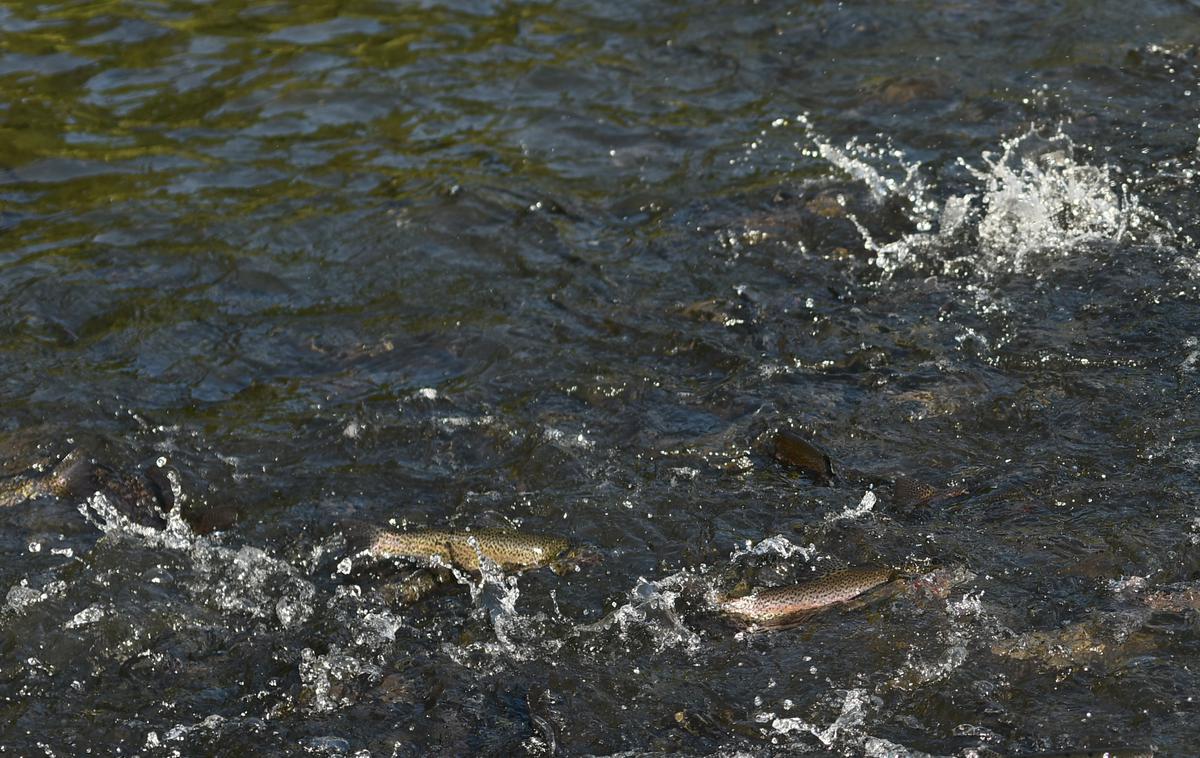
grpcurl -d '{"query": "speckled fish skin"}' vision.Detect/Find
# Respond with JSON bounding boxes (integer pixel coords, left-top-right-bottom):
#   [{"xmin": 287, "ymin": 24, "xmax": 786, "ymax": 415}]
[
  {"xmin": 1141, "ymin": 584, "xmax": 1200, "ymax": 612},
  {"xmin": 892, "ymin": 475, "xmax": 939, "ymax": 507},
  {"xmin": 0, "ymin": 475, "xmax": 44, "ymax": 508},
  {"xmin": 719, "ymin": 567, "xmax": 894, "ymax": 626},
  {"xmin": 0, "ymin": 448, "xmax": 92, "ymax": 508},
  {"xmin": 363, "ymin": 526, "xmax": 578, "ymax": 574},
  {"xmin": 891, "ymin": 475, "xmax": 967, "ymax": 507}
]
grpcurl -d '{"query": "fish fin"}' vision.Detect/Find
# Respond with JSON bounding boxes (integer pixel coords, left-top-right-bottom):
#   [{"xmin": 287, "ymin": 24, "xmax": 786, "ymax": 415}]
[
  {"xmin": 387, "ymin": 569, "xmax": 442, "ymax": 604},
  {"xmin": 445, "ymin": 538, "xmax": 472, "ymax": 568},
  {"xmin": 839, "ymin": 580, "xmax": 904, "ymax": 611}
]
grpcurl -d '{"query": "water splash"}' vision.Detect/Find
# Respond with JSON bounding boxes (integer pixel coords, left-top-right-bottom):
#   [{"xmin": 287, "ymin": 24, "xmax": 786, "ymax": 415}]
[
  {"xmin": 299, "ymin": 645, "xmax": 381, "ymax": 713},
  {"xmin": 727, "ymin": 534, "xmax": 817, "ymax": 563},
  {"xmin": 764, "ymin": 689, "xmax": 876, "ymax": 748},
  {"xmin": 966, "ymin": 131, "xmax": 1141, "ymax": 269},
  {"xmin": 799, "ymin": 118, "xmax": 1159, "ymax": 278},
  {"xmin": 576, "ymin": 572, "xmax": 702, "ymax": 655},
  {"xmin": 798, "ymin": 114, "xmax": 932, "ymax": 211},
  {"xmin": 824, "ymin": 490, "xmax": 877, "ymax": 524}
]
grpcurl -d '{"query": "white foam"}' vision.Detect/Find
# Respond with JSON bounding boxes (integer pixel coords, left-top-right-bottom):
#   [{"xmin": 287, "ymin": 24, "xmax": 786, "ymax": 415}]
[
  {"xmin": 729, "ymin": 534, "xmax": 817, "ymax": 562},
  {"xmin": 800, "ymin": 120, "xmax": 1159, "ymax": 279},
  {"xmin": 824, "ymin": 490, "xmax": 877, "ymax": 523}
]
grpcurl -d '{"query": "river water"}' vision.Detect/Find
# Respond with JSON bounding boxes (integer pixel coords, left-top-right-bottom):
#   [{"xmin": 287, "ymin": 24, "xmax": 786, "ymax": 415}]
[{"xmin": 2, "ymin": 1, "xmax": 1199, "ymax": 755}]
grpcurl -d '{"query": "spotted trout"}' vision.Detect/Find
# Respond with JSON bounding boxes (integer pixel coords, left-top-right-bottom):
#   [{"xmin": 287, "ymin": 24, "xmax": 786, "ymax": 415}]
[
  {"xmin": 352, "ymin": 524, "xmax": 593, "ymax": 575},
  {"xmin": 0, "ymin": 449, "xmax": 93, "ymax": 508},
  {"xmin": 0, "ymin": 447, "xmax": 176, "ymax": 528},
  {"xmin": 718, "ymin": 566, "xmax": 894, "ymax": 628}
]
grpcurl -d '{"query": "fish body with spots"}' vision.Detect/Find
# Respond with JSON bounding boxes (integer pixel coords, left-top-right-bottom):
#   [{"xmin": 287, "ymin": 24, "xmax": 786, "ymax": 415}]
[
  {"xmin": 718, "ymin": 566, "xmax": 894, "ymax": 628},
  {"xmin": 357, "ymin": 525, "xmax": 589, "ymax": 575}
]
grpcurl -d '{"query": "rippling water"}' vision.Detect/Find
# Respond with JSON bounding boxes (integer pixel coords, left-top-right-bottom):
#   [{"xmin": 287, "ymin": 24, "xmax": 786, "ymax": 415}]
[{"xmin": 3, "ymin": 1, "xmax": 1200, "ymax": 755}]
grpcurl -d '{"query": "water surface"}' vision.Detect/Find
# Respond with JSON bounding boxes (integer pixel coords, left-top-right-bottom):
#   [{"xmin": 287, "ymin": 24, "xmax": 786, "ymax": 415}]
[{"xmin": 2, "ymin": 1, "xmax": 1200, "ymax": 755}]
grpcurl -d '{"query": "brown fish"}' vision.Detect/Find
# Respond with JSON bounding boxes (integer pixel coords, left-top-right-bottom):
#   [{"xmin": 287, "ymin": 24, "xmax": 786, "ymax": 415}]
[
  {"xmin": 352, "ymin": 524, "xmax": 593, "ymax": 575},
  {"xmin": 891, "ymin": 475, "xmax": 967, "ymax": 508},
  {"xmin": 719, "ymin": 566, "xmax": 894, "ymax": 628},
  {"xmin": 1141, "ymin": 585, "xmax": 1200, "ymax": 612},
  {"xmin": 0, "ymin": 447, "xmax": 176, "ymax": 527},
  {"xmin": 91, "ymin": 459, "xmax": 175, "ymax": 529},
  {"xmin": 379, "ymin": 568, "xmax": 448, "ymax": 605},
  {"xmin": 771, "ymin": 431, "xmax": 835, "ymax": 485},
  {"xmin": 0, "ymin": 448, "xmax": 95, "ymax": 508}
]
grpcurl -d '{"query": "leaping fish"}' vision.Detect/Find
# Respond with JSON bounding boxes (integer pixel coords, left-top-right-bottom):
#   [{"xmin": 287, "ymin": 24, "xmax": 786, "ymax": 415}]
[
  {"xmin": 718, "ymin": 566, "xmax": 895, "ymax": 629},
  {"xmin": 0, "ymin": 449, "xmax": 95, "ymax": 508},
  {"xmin": 348, "ymin": 523, "xmax": 595, "ymax": 575}
]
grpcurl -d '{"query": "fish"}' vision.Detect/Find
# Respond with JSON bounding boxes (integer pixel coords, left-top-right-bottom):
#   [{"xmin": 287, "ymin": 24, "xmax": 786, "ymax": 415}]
[
  {"xmin": 0, "ymin": 473, "xmax": 50, "ymax": 509},
  {"xmin": 1141, "ymin": 584, "xmax": 1200, "ymax": 612},
  {"xmin": 771, "ymin": 430, "xmax": 835, "ymax": 485},
  {"xmin": 379, "ymin": 568, "xmax": 447, "ymax": 605},
  {"xmin": 0, "ymin": 448, "xmax": 95, "ymax": 508},
  {"xmin": 349, "ymin": 523, "xmax": 595, "ymax": 575},
  {"xmin": 718, "ymin": 566, "xmax": 895, "ymax": 628},
  {"xmin": 989, "ymin": 611, "xmax": 1154, "ymax": 669},
  {"xmin": 904, "ymin": 565, "xmax": 976, "ymax": 599},
  {"xmin": 0, "ymin": 448, "xmax": 175, "ymax": 529},
  {"xmin": 91, "ymin": 459, "xmax": 176, "ymax": 529},
  {"xmin": 892, "ymin": 475, "xmax": 939, "ymax": 507},
  {"xmin": 891, "ymin": 474, "xmax": 968, "ymax": 508}
]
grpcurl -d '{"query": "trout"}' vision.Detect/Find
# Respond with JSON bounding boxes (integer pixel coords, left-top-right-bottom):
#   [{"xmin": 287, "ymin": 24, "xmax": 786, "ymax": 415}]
[
  {"xmin": 1141, "ymin": 584, "xmax": 1200, "ymax": 612},
  {"xmin": 771, "ymin": 430, "xmax": 835, "ymax": 485},
  {"xmin": 719, "ymin": 566, "xmax": 894, "ymax": 628},
  {"xmin": 0, "ymin": 448, "xmax": 174, "ymax": 528},
  {"xmin": 352, "ymin": 524, "xmax": 592, "ymax": 575},
  {"xmin": 0, "ymin": 449, "xmax": 93, "ymax": 508}
]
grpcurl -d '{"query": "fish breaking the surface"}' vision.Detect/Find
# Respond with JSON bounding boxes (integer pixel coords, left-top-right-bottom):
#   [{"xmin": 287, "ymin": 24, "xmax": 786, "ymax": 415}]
[
  {"xmin": 718, "ymin": 566, "xmax": 895, "ymax": 628},
  {"xmin": 0, "ymin": 448, "xmax": 174, "ymax": 528},
  {"xmin": 352, "ymin": 524, "xmax": 591, "ymax": 575},
  {"xmin": 0, "ymin": 448, "xmax": 93, "ymax": 508},
  {"xmin": 771, "ymin": 430, "xmax": 835, "ymax": 485}
]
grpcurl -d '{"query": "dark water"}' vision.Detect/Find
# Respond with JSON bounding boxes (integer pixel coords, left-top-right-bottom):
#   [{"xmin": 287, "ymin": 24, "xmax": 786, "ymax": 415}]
[{"xmin": 2, "ymin": 0, "xmax": 1200, "ymax": 755}]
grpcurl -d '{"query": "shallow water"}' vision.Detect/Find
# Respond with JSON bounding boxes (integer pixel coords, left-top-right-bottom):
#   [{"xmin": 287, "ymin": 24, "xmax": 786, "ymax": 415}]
[{"xmin": 2, "ymin": 0, "xmax": 1200, "ymax": 755}]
